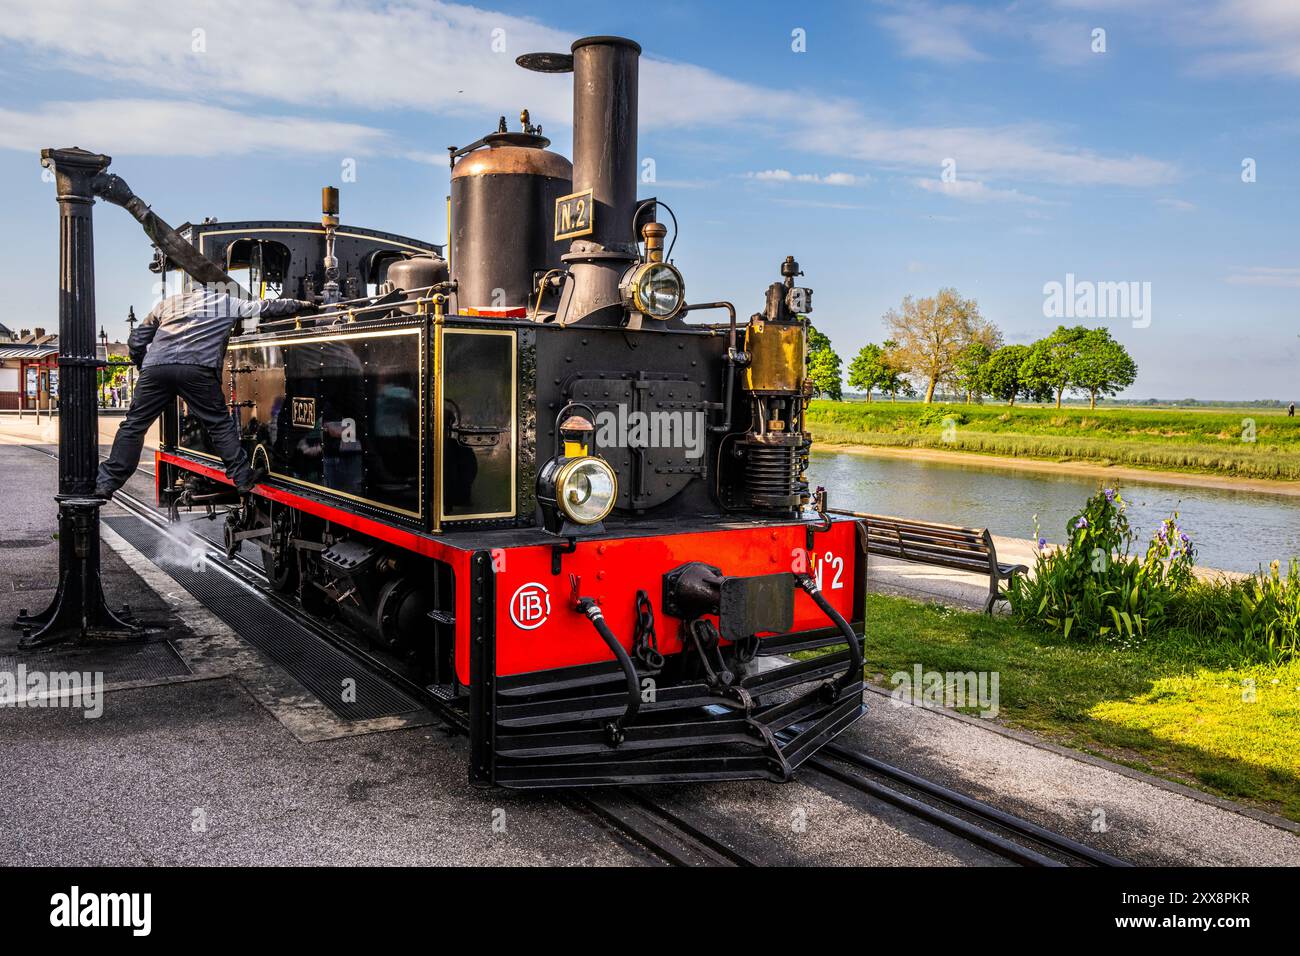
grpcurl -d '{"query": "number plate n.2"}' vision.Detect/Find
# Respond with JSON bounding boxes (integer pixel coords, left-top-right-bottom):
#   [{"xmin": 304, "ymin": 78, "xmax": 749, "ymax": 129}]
[{"xmin": 554, "ymin": 188, "xmax": 594, "ymax": 241}]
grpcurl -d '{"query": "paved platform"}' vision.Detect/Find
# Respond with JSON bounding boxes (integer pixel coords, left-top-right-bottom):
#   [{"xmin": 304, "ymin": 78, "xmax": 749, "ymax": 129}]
[
  {"xmin": 0, "ymin": 443, "xmax": 638, "ymax": 865},
  {"xmin": 1, "ymin": 434, "xmax": 1296, "ymax": 866}
]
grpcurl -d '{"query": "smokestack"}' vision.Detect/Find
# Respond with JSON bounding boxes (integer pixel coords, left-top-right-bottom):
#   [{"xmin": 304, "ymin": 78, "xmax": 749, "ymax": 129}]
[
  {"xmin": 518, "ymin": 35, "xmax": 642, "ymax": 325},
  {"xmin": 571, "ymin": 36, "xmax": 640, "ymax": 255}
]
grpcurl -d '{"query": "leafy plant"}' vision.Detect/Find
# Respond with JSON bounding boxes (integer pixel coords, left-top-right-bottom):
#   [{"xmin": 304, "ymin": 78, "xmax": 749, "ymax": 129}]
[
  {"xmin": 1173, "ymin": 561, "xmax": 1300, "ymax": 663},
  {"xmin": 915, "ymin": 405, "xmax": 967, "ymax": 428},
  {"xmin": 1007, "ymin": 488, "xmax": 1190, "ymax": 645},
  {"xmin": 1009, "ymin": 487, "xmax": 1297, "ymax": 662}
]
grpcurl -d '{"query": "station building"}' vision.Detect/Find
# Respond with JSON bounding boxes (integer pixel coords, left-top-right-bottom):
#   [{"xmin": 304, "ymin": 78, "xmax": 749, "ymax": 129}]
[
  {"xmin": 0, "ymin": 323, "xmax": 131, "ymax": 410},
  {"xmin": 0, "ymin": 324, "xmax": 59, "ymax": 411}
]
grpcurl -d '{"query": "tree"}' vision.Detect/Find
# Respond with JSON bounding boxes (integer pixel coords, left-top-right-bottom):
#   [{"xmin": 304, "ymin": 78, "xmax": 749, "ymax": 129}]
[
  {"xmin": 880, "ymin": 339, "xmax": 911, "ymax": 401},
  {"xmin": 981, "ymin": 344, "xmax": 1032, "ymax": 406},
  {"xmin": 847, "ymin": 342, "xmax": 889, "ymax": 401},
  {"xmin": 883, "ymin": 288, "xmax": 999, "ymax": 404},
  {"xmin": 1071, "ymin": 327, "xmax": 1137, "ymax": 408},
  {"xmin": 1021, "ymin": 325, "xmax": 1086, "ymax": 408},
  {"xmin": 805, "ymin": 324, "xmax": 843, "ymax": 401},
  {"xmin": 953, "ymin": 342, "xmax": 992, "ymax": 404}
]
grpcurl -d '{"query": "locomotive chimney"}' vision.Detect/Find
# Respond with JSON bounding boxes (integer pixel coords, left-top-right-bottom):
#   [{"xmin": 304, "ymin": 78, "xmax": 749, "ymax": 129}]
[
  {"xmin": 519, "ymin": 35, "xmax": 642, "ymax": 325},
  {"xmin": 571, "ymin": 36, "xmax": 640, "ymax": 258},
  {"xmin": 564, "ymin": 36, "xmax": 640, "ymax": 324}
]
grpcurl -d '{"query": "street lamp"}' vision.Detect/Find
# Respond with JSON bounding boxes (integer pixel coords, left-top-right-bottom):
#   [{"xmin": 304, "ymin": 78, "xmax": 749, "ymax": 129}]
[
  {"xmin": 98, "ymin": 326, "xmax": 107, "ymax": 406},
  {"xmin": 125, "ymin": 306, "xmax": 137, "ymax": 405}
]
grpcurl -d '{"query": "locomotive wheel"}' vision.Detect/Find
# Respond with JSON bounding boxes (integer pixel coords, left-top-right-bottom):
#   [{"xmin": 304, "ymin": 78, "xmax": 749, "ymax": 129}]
[
  {"xmin": 376, "ymin": 578, "xmax": 432, "ymax": 657},
  {"xmin": 261, "ymin": 511, "xmax": 298, "ymax": 593},
  {"xmin": 222, "ymin": 518, "xmax": 238, "ymax": 559},
  {"xmin": 262, "ymin": 544, "xmax": 298, "ymax": 592}
]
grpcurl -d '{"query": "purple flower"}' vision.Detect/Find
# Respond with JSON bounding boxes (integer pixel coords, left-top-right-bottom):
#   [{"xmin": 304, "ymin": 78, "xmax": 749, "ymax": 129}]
[
  {"xmin": 1075, "ymin": 517, "xmax": 1088, "ymax": 529},
  {"xmin": 1038, "ymin": 536, "xmax": 1047, "ymax": 549},
  {"xmin": 1103, "ymin": 488, "xmax": 1116, "ymax": 502}
]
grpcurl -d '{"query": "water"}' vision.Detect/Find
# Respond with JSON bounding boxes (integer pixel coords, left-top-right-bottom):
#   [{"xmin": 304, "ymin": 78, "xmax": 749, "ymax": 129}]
[{"xmin": 807, "ymin": 449, "xmax": 1300, "ymax": 574}]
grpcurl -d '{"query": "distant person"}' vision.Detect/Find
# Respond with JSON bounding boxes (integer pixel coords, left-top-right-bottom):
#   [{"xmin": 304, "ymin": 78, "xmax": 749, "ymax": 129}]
[
  {"xmin": 94, "ymin": 287, "xmax": 314, "ymax": 498},
  {"xmin": 1290, "ymin": 402, "xmax": 1295, "ymax": 418}
]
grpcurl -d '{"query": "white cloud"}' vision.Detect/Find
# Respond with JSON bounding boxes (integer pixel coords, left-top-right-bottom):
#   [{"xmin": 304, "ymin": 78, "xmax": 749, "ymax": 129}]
[
  {"xmin": 1196, "ymin": 0, "xmax": 1300, "ymax": 78},
  {"xmin": 0, "ymin": 0, "xmax": 1178, "ymax": 188},
  {"xmin": 748, "ymin": 169, "xmax": 864, "ymax": 186},
  {"xmin": 772, "ymin": 198, "xmax": 868, "ymax": 211},
  {"xmin": 399, "ymin": 150, "xmax": 451, "ymax": 167},
  {"xmin": 0, "ymin": 99, "xmax": 389, "ymax": 157},
  {"xmin": 912, "ymin": 178, "xmax": 1047, "ymax": 203},
  {"xmin": 1156, "ymin": 197, "xmax": 1197, "ymax": 211},
  {"xmin": 1224, "ymin": 266, "xmax": 1300, "ymax": 287},
  {"xmin": 827, "ymin": 124, "xmax": 1175, "ymax": 186},
  {"xmin": 0, "ymin": 0, "xmax": 575, "ymax": 121},
  {"xmin": 878, "ymin": 5, "xmax": 992, "ymax": 62},
  {"xmin": 878, "ymin": 1, "xmax": 1100, "ymax": 67},
  {"xmin": 882, "ymin": 1, "xmax": 1300, "ymax": 79}
]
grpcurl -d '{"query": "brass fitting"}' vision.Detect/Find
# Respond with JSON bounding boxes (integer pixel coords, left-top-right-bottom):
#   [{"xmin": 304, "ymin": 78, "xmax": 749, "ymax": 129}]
[
  {"xmin": 642, "ymin": 221, "xmax": 667, "ymax": 263},
  {"xmin": 321, "ymin": 186, "xmax": 339, "ymax": 228}
]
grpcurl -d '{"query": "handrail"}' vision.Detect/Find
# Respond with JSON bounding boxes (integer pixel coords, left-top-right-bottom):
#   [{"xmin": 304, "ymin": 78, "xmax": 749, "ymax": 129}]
[
  {"xmin": 681, "ymin": 301, "xmax": 740, "ymax": 435},
  {"xmin": 254, "ymin": 284, "xmax": 447, "ymax": 329}
]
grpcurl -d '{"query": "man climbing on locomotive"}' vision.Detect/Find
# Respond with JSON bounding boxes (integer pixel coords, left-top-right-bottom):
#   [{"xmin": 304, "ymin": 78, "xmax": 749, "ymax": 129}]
[{"xmin": 94, "ymin": 285, "xmax": 315, "ymax": 499}]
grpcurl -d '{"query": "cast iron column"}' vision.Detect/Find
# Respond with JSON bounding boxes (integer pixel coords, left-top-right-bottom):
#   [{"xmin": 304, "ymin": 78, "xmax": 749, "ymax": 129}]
[{"xmin": 16, "ymin": 147, "xmax": 139, "ymax": 647}]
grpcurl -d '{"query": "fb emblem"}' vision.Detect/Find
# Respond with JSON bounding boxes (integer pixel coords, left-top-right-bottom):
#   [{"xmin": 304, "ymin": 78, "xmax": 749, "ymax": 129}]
[{"xmin": 510, "ymin": 582, "xmax": 550, "ymax": 630}]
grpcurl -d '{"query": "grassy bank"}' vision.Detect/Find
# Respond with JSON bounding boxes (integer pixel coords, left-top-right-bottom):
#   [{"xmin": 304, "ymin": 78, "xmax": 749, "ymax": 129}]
[
  {"xmin": 828, "ymin": 594, "xmax": 1300, "ymax": 821},
  {"xmin": 806, "ymin": 400, "xmax": 1300, "ymax": 480}
]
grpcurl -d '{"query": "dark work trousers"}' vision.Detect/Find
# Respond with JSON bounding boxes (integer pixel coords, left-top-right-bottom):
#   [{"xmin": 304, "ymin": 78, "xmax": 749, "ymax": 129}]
[{"xmin": 97, "ymin": 363, "xmax": 253, "ymax": 494}]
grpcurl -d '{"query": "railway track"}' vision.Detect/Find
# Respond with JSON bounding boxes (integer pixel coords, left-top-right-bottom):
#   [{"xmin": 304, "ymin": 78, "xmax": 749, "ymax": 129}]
[
  {"xmin": 32, "ymin": 446, "xmax": 1126, "ymax": 868},
  {"xmin": 800, "ymin": 741, "xmax": 1131, "ymax": 867}
]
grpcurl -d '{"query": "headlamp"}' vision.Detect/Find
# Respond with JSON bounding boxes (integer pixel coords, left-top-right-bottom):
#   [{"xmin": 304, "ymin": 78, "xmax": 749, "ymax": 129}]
[
  {"xmin": 537, "ymin": 454, "xmax": 618, "ymax": 534},
  {"xmin": 555, "ymin": 457, "xmax": 617, "ymax": 524},
  {"xmin": 624, "ymin": 262, "xmax": 684, "ymax": 319}
]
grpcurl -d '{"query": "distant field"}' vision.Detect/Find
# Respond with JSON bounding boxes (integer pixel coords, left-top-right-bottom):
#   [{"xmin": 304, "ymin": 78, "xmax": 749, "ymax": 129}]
[{"xmin": 806, "ymin": 400, "xmax": 1300, "ymax": 481}]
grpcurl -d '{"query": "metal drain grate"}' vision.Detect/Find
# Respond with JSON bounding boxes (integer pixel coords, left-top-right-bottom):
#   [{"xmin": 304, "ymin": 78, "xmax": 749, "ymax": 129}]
[
  {"xmin": 105, "ymin": 515, "xmax": 422, "ymax": 722},
  {"xmin": 0, "ymin": 641, "xmax": 191, "ymax": 685}
]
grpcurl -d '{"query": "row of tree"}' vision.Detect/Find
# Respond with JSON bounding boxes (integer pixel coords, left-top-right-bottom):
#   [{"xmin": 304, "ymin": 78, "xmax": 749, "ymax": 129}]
[
  {"xmin": 969, "ymin": 325, "xmax": 1137, "ymax": 409},
  {"xmin": 806, "ymin": 288, "xmax": 1138, "ymax": 408}
]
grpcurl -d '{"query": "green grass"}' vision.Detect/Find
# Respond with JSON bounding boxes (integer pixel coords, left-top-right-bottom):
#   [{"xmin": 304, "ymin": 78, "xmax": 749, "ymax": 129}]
[
  {"xmin": 816, "ymin": 594, "xmax": 1300, "ymax": 821},
  {"xmin": 806, "ymin": 400, "xmax": 1300, "ymax": 480}
]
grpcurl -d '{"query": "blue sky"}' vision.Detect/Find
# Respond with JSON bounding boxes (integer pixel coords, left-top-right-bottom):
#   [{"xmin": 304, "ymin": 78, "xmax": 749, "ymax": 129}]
[{"xmin": 1, "ymin": 0, "xmax": 1296, "ymax": 399}]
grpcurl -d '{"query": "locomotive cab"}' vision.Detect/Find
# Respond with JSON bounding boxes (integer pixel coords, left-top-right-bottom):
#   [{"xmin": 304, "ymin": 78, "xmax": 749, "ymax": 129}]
[{"xmin": 154, "ymin": 34, "xmax": 867, "ymax": 789}]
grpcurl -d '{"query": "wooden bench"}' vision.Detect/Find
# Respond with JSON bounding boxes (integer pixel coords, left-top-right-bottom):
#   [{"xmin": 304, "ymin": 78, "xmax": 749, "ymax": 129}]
[{"xmin": 833, "ymin": 511, "xmax": 1028, "ymax": 614}]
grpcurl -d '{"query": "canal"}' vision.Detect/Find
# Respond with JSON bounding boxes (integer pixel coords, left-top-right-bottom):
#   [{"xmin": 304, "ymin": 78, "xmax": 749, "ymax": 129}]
[{"xmin": 808, "ymin": 449, "xmax": 1300, "ymax": 574}]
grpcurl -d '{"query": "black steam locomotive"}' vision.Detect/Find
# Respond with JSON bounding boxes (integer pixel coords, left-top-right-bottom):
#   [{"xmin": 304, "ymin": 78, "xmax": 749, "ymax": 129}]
[{"xmin": 147, "ymin": 36, "xmax": 867, "ymax": 788}]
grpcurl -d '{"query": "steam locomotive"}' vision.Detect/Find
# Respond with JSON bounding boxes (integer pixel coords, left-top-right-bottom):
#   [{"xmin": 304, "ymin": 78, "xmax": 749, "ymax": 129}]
[{"xmin": 147, "ymin": 36, "xmax": 867, "ymax": 788}]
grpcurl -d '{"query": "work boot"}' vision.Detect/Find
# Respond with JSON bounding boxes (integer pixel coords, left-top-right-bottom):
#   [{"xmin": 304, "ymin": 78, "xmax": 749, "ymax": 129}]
[
  {"xmin": 91, "ymin": 485, "xmax": 115, "ymax": 502},
  {"xmin": 236, "ymin": 467, "xmax": 267, "ymax": 496}
]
